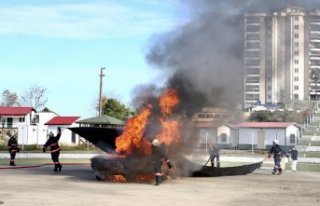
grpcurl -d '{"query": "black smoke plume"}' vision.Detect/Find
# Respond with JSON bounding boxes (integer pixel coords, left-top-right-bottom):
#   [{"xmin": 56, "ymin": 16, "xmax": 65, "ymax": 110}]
[{"xmin": 132, "ymin": 0, "xmax": 320, "ymax": 117}]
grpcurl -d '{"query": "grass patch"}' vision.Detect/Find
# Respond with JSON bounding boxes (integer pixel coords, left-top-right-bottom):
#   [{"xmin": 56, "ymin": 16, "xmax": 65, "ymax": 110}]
[
  {"xmin": 302, "ymin": 131, "xmax": 320, "ymax": 136},
  {"xmin": 299, "ymin": 141, "xmax": 320, "ymax": 146},
  {"xmin": 299, "ymin": 151, "xmax": 320, "ymax": 158}
]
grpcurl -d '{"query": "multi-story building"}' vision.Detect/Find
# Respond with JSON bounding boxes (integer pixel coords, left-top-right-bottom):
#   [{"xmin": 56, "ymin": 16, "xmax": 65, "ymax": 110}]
[
  {"xmin": 243, "ymin": 7, "xmax": 320, "ymax": 108},
  {"xmin": 308, "ymin": 9, "xmax": 320, "ymax": 100}
]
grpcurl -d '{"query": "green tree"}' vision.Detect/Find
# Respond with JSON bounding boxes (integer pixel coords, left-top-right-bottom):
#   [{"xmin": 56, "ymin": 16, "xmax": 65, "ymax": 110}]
[
  {"xmin": 1, "ymin": 89, "xmax": 18, "ymax": 106},
  {"xmin": 249, "ymin": 111, "xmax": 305, "ymax": 124},
  {"xmin": 102, "ymin": 97, "xmax": 136, "ymax": 121}
]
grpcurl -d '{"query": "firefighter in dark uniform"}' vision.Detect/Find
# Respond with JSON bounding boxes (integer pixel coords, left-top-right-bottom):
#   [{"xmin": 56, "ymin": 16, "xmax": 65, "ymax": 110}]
[
  {"xmin": 151, "ymin": 139, "xmax": 173, "ymax": 186},
  {"xmin": 208, "ymin": 143, "xmax": 220, "ymax": 167},
  {"xmin": 43, "ymin": 127, "xmax": 62, "ymax": 172},
  {"xmin": 7, "ymin": 132, "xmax": 20, "ymax": 166},
  {"xmin": 287, "ymin": 147, "xmax": 299, "ymax": 171},
  {"xmin": 268, "ymin": 139, "xmax": 285, "ymax": 175}
]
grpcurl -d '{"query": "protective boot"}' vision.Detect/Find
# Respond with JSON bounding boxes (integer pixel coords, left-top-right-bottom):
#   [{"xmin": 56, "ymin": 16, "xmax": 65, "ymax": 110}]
[
  {"xmin": 277, "ymin": 168, "xmax": 282, "ymax": 175},
  {"xmin": 9, "ymin": 161, "xmax": 16, "ymax": 166},
  {"xmin": 53, "ymin": 164, "xmax": 58, "ymax": 172},
  {"xmin": 58, "ymin": 163, "xmax": 62, "ymax": 172},
  {"xmin": 154, "ymin": 175, "xmax": 162, "ymax": 186},
  {"xmin": 210, "ymin": 160, "xmax": 214, "ymax": 167},
  {"xmin": 217, "ymin": 161, "xmax": 221, "ymax": 168}
]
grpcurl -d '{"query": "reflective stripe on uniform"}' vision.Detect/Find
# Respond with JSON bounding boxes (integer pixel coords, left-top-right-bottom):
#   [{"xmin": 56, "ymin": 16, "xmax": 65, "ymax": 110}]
[{"xmin": 50, "ymin": 148, "xmax": 61, "ymax": 153}]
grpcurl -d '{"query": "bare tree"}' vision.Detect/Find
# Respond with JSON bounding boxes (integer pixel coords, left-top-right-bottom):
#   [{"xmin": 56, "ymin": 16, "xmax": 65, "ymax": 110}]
[
  {"xmin": 19, "ymin": 85, "xmax": 48, "ymax": 111},
  {"xmin": 1, "ymin": 89, "xmax": 18, "ymax": 106}
]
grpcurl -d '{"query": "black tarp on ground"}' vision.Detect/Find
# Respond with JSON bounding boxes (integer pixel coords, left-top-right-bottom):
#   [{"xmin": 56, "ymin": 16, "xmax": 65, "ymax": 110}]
[{"xmin": 192, "ymin": 162, "xmax": 263, "ymax": 177}]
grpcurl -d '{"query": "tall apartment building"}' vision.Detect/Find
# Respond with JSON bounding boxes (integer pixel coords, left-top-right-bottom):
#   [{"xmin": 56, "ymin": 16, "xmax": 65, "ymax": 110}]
[{"xmin": 243, "ymin": 7, "xmax": 320, "ymax": 108}]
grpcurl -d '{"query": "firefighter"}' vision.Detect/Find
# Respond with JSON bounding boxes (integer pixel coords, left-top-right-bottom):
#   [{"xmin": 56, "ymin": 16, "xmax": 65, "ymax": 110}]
[
  {"xmin": 43, "ymin": 127, "xmax": 62, "ymax": 172},
  {"xmin": 7, "ymin": 131, "xmax": 20, "ymax": 166},
  {"xmin": 151, "ymin": 139, "xmax": 173, "ymax": 186},
  {"xmin": 208, "ymin": 143, "xmax": 220, "ymax": 167},
  {"xmin": 268, "ymin": 139, "xmax": 285, "ymax": 175},
  {"xmin": 287, "ymin": 147, "xmax": 299, "ymax": 171}
]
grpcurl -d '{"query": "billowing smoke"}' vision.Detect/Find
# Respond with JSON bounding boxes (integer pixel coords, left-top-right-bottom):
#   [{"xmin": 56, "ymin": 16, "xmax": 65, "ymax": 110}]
[
  {"xmin": 92, "ymin": 1, "xmax": 320, "ymax": 182},
  {"xmin": 132, "ymin": 0, "xmax": 319, "ymax": 117},
  {"xmin": 135, "ymin": 0, "xmax": 320, "ymax": 175}
]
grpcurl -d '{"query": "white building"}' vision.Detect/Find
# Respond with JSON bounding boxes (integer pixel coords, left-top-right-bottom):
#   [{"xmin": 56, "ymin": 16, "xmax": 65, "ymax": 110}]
[
  {"xmin": 217, "ymin": 124, "xmax": 237, "ymax": 147},
  {"xmin": 17, "ymin": 112, "xmax": 58, "ymax": 146},
  {"xmin": 244, "ymin": 7, "xmax": 320, "ymax": 108},
  {"xmin": 235, "ymin": 122, "xmax": 301, "ymax": 149},
  {"xmin": 0, "ymin": 106, "xmax": 36, "ymax": 129},
  {"xmin": 45, "ymin": 116, "xmax": 81, "ymax": 145}
]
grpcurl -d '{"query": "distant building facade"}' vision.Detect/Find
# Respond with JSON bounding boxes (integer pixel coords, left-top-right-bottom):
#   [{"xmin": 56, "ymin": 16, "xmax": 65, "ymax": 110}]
[
  {"xmin": 244, "ymin": 7, "xmax": 320, "ymax": 108},
  {"xmin": 235, "ymin": 122, "xmax": 301, "ymax": 150}
]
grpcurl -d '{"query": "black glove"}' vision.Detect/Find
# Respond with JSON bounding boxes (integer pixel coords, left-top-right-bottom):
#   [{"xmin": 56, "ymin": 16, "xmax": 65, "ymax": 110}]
[
  {"xmin": 57, "ymin": 127, "xmax": 61, "ymax": 133},
  {"xmin": 42, "ymin": 147, "xmax": 46, "ymax": 153}
]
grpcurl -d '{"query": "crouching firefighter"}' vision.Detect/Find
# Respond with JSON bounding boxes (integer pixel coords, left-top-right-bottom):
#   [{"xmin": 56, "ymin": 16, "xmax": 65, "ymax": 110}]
[
  {"xmin": 7, "ymin": 132, "xmax": 20, "ymax": 166},
  {"xmin": 43, "ymin": 127, "xmax": 62, "ymax": 172},
  {"xmin": 151, "ymin": 139, "xmax": 173, "ymax": 186}
]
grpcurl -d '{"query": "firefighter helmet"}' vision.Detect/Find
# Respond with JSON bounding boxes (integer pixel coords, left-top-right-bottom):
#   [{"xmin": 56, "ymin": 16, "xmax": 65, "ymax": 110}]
[
  {"xmin": 273, "ymin": 139, "xmax": 279, "ymax": 145},
  {"xmin": 152, "ymin": 139, "xmax": 159, "ymax": 146}
]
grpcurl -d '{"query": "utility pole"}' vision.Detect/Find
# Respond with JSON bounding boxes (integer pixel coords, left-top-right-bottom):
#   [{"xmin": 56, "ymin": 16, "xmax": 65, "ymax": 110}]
[{"xmin": 98, "ymin": 67, "xmax": 106, "ymax": 115}]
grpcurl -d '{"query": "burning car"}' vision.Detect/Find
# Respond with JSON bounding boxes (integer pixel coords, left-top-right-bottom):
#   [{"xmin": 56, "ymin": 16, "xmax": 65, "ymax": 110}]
[{"xmin": 71, "ymin": 89, "xmax": 262, "ymax": 183}]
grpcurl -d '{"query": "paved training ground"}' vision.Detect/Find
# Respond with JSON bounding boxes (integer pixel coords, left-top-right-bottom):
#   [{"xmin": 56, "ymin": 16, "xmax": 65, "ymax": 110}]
[{"xmin": 0, "ymin": 165, "xmax": 320, "ymax": 206}]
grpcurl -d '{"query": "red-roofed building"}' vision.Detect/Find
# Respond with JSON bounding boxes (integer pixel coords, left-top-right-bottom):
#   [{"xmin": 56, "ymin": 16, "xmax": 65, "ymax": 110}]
[
  {"xmin": 0, "ymin": 106, "xmax": 82, "ymax": 146},
  {"xmin": 235, "ymin": 122, "xmax": 301, "ymax": 149},
  {"xmin": 45, "ymin": 116, "xmax": 80, "ymax": 125},
  {"xmin": 45, "ymin": 116, "xmax": 81, "ymax": 145},
  {"xmin": 0, "ymin": 106, "xmax": 36, "ymax": 128}
]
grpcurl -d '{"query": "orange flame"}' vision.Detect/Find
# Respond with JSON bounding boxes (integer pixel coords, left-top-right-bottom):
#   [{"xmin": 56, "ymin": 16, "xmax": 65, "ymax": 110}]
[
  {"xmin": 159, "ymin": 89, "xmax": 179, "ymax": 116},
  {"xmin": 157, "ymin": 89, "xmax": 180, "ymax": 145},
  {"xmin": 112, "ymin": 175, "xmax": 126, "ymax": 183},
  {"xmin": 115, "ymin": 105, "xmax": 152, "ymax": 156},
  {"xmin": 157, "ymin": 118, "xmax": 180, "ymax": 145},
  {"xmin": 115, "ymin": 89, "xmax": 180, "ymax": 157}
]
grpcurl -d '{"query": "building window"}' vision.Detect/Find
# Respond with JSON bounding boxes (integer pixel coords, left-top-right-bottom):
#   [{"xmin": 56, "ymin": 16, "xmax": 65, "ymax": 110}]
[
  {"xmin": 294, "ymin": 77, "xmax": 299, "ymax": 81},
  {"xmin": 197, "ymin": 114, "xmax": 206, "ymax": 118},
  {"xmin": 294, "ymin": 85, "xmax": 299, "ymax": 90},
  {"xmin": 220, "ymin": 133, "xmax": 227, "ymax": 143},
  {"xmin": 290, "ymin": 134, "xmax": 296, "ymax": 144},
  {"xmin": 294, "ymin": 50, "xmax": 299, "ymax": 55},
  {"xmin": 19, "ymin": 117, "xmax": 25, "ymax": 122},
  {"xmin": 294, "ymin": 25, "xmax": 299, "ymax": 30},
  {"xmin": 294, "ymin": 33, "xmax": 299, "ymax": 38},
  {"xmin": 294, "ymin": 68, "xmax": 299, "ymax": 73},
  {"xmin": 294, "ymin": 94, "xmax": 299, "ymax": 99},
  {"xmin": 294, "ymin": 16, "xmax": 299, "ymax": 21},
  {"xmin": 294, "ymin": 59, "xmax": 299, "ymax": 64},
  {"xmin": 294, "ymin": 42, "xmax": 299, "ymax": 47},
  {"xmin": 72, "ymin": 132, "xmax": 76, "ymax": 144}
]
